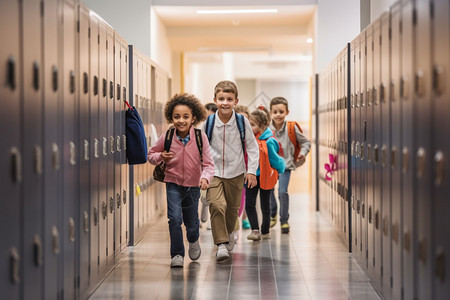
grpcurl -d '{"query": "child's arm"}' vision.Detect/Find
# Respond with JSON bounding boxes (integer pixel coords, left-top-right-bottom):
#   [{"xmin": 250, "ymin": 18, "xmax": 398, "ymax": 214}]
[
  {"xmin": 267, "ymin": 138, "xmax": 286, "ymax": 174},
  {"xmin": 147, "ymin": 134, "xmax": 169, "ymax": 165},
  {"xmin": 295, "ymin": 126, "xmax": 311, "ymax": 159}
]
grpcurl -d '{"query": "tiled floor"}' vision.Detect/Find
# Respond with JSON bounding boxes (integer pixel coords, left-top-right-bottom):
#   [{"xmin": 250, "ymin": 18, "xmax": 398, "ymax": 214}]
[{"xmin": 89, "ymin": 192, "xmax": 381, "ymax": 300}]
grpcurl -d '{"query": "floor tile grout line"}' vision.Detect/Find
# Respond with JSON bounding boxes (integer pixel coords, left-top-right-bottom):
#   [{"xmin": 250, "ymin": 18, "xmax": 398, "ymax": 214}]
[{"xmin": 268, "ymin": 238, "xmax": 280, "ymax": 300}]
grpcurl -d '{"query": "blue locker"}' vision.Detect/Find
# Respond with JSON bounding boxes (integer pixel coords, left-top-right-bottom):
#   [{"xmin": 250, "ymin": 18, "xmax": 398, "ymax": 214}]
[
  {"xmin": 0, "ymin": 1, "xmax": 22, "ymax": 298},
  {"xmin": 380, "ymin": 11, "xmax": 392, "ymax": 293},
  {"xmin": 61, "ymin": 0, "xmax": 78, "ymax": 298},
  {"xmin": 43, "ymin": 0, "xmax": 62, "ymax": 299},
  {"xmin": 88, "ymin": 11, "xmax": 101, "ymax": 290},
  {"xmin": 390, "ymin": 3, "xmax": 403, "ymax": 299},
  {"xmin": 22, "ymin": 0, "xmax": 44, "ymax": 298},
  {"xmin": 414, "ymin": 0, "xmax": 433, "ymax": 298},
  {"xmin": 77, "ymin": 3, "xmax": 91, "ymax": 296},
  {"xmin": 432, "ymin": 0, "xmax": 450, "ymax": 298},
  {"xmin": 114, "ymin": 33, "xmax": 122, "ymax": 258},
  {"xmin": 400, "ymin": 0, "xmax": 416, "ymax": 298}
]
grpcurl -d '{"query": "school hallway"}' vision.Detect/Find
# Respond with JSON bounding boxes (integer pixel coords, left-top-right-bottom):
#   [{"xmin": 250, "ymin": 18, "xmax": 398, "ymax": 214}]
[{"xmin": 89, "ymin": 169, "xmax": 381, "ymax": 300}]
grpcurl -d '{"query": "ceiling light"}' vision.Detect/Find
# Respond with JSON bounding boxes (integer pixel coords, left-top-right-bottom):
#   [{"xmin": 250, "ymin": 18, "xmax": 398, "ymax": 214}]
[
  {"xmin": 306, "ymin": 38, "xmax": 314, "ymax": 43},
  {"xmin": 197, "ymin": 9, "xmax": 278, "ymax": 15}
]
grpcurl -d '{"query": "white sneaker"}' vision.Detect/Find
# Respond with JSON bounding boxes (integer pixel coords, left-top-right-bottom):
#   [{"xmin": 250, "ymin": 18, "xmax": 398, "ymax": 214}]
[
  {"xmin": 170, "ymin": 254, "xmax": 184, "ymax": 268},
  {"xmin": 216, "ymin": 244, "xmax": 229, "ymax": 261},
  {"xmin": 247, "ymin": 230, "xmax": 261, "ymax": 241},
  {"xmin": 188, "ymin": 240, "xmax": 201, "ymax": 261},
  {"xmin": 225, "ymin": 232, "xmax": 235, "ymax": 251}
]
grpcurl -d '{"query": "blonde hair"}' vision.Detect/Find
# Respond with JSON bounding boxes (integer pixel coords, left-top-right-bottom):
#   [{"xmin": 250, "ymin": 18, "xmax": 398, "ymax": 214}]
[
  {"xmin": 250, "ymin": 105, "xmax": 271, "ymax": 129},
  {"xmin": 214, "ymin": 80, "xmax": 238, "ymax": 98},
  {"xmin": 234, "ymin": 105, "xmax": 250, "ymax": 117}
]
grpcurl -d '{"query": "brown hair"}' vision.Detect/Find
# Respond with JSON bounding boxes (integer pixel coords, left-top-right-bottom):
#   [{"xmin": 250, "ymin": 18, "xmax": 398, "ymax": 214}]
[
  {"xmin": 164, "ymin": 93, "xmax": 207, "ymax": 126},
  {"xmin": 270, "ymin": 97, "xmax": 289, "ymax": 111},
  {"xmin": 234, "ymin": 105, "xmax": 250, "ymax": 117},
  {"xmin": 214, "ymin": 80, "xmax": 238, "ymax": 98},
  {"xmin": 250, "ymin": 105, "xmax": 271, "ymax": 129}
]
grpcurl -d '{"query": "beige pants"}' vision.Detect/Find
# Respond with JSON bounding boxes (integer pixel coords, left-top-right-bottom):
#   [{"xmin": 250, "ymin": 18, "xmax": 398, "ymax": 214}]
[{"xmin": 207, "ymin": 174, "xmax": 244, "ymax": 245}]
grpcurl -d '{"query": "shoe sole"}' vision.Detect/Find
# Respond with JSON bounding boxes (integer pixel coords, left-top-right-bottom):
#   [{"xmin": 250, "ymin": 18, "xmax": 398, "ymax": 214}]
[
  {"xmin": 189, "ymin": 249, "xmax": 201, "ymax": 261},
  {"xmin": 216, "ymin": 254, "xmax": 229, "ymax": 261},
  {"xmin": 281, "ymin": 229, "xmax": 289, "ymax": 234}
]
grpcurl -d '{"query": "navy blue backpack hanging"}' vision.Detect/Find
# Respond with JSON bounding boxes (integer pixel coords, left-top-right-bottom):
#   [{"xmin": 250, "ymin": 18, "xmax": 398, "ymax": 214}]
[{"xmin": 124, "ymin": 100, "xmax": 148, "ymax": 164}]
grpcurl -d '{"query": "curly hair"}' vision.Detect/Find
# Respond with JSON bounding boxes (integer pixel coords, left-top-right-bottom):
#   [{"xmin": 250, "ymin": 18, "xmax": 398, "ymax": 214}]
[
  {"xmin": 250, "ymin": 105, "xmax": 271, "ymax": 129},
  {"xmin": 164, "ymin": 93, "xmax": 207, "ymax": 126}
]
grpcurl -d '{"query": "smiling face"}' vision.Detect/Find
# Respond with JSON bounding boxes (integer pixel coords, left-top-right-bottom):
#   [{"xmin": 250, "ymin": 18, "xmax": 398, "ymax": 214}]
[
  {"xmin": 270, "ymin": 103, "xmax": 289, "ymax": 128},
  {"xmin": 172, "ymin": 104, "xmax": 195, "ymax": 138},
  {"xmin": 214, "ymin": 91, "xmax": 238, "ymax": 120}
]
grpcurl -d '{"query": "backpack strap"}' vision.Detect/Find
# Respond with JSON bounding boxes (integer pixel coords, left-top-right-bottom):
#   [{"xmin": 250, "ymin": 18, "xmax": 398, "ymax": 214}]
[
  {"xmin": 205, "ymin": 114, "xmax": 215, "ymax": 143},
  {"xmin": 235, "ymin": 113, "xmax": 246, "ymax": 155},
  {"xmin": 164, "ymin": 127, "xmax": 175, "ymax": 152},
  {"xmin": 194, "ymin": 128, "xmax": 203, "ymax": 163},
  {"xmin": 287, "ymin": 121, "xmax": 302, "ymax": 159}
]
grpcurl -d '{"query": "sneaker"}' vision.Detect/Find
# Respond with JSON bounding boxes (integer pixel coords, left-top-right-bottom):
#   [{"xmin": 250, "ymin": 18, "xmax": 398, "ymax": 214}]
[
  {"xmin": 242, "ymin": 218, "xmax": 251, "ymax": 229},
  {"xmin": 170, "ymin": 254, "xmax": 184, "ymax": 268},
  {"xmin": 261, "ymin": 233, "xmax": 271, "ymax": 239},
  {"xmin": 225, "ymin": 232, "xmax": 235, "ymax": 251},
  {"xmin": 247, "ymin": 230, "xmax": 261, "ymax": 241},
  {"xmin": 216, "ymin": 244, "xmax": 229, "ymax": 261},
  {"xmin": 281, "ymin": 222, "xmax": 290, "ymax": 234},
  {"xmin": 270, "ymin": 215, "xmax": 277, "ymax": 228},
  {"xmin": 188, "ymin": 240, "xmax": 201, "ymax": 261}
]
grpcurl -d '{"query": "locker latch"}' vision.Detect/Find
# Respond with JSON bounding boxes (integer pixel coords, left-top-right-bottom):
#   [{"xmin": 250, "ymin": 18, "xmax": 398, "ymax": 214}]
[
  {"xmin": 103, "ymin": 137, "xmax": 107, "ymax": 157},
  {"xmin": 382, "ymin": 216, "xmax": 388, "ymax": 236},
  {"xmin": 52, "ymin": 66, "xmax": 58, "ymax": 92},
  {"xmin": 416, "ymin": 147, "xmax": 426, "ymax": 178},
  {"xmin": 116, "ymin": 136, "xmax": 121, "ymax": 152},
  {"xmin": 433, "ymin": 65, "xmax": 444, "ymax": 96},
  {"xmin": 110, "ymin": 136, "xmax": 115, "ymax": 154},
  {"xmin": 102, "ymin": 201, "xmax": 107, "ymax": 220},
  {"xmin": 123, "ymin": 189, "xmax": 127, "ymax": 204},
  {"xmin": 117, "ymin": 193, "xmax": 121, "ymax": 209},
  {"xmin": 52, "ymin": 143, "xmax": 60, "ymax": 170},
  {"xmin": 391, "ymin": 147, "xmax": 397, "ymax": 169},
  {"xmin": 375, "ymin": 210, "xmax": 380, "ymax": 230},
  {"xmin": 33, "ymin": 235, "xmax": 43, "ymax": 266},
  {"xmin": 69, "ymin": 142, "xmax": 76, "ymax": 166},
  {"xmin": 93, "ymin": 76, "xmax": 98, "ymax": 96},
  {"xmin": 69, "ymin": 218, "xmax": 75, "ymax": 242},
  {"xmin": 414, "ymin": 70, "xmax": 424, "ymax": 97},
  {"xmin": 373, "ymin": 144, "xmax": 379, "ymax": 164},
  {"xmin": 93, "ymin": 207, "xmax": 98, "ymax": 226},
  {"xmin": 369, "ymin": 206, "xmax": 372, "ymax": 223},
  {"xmin": 10, "ymin": 147, "xmax": 22, "ymax": 183},
  {"xmin": 94, "ymin": 139, "xmax": 99, "ymax": 159},
  {"xmin": 103, "ymin": 79, "xmax": 107, "ymax": 98},
  {"xmin": 33, "ymin": 62, "xmax": 40, "ymax": 91},
  {"xmin": 392, "ymin": 221, "xmax": 399, "ymax": 244},
  {"xmin": 9, "ymin": 247, "xmax": 20, "ymax": 284},
  {"xmin": 402, "ymin": 147, "xmax": 409, "ymax": 173},
  {"xmin": 83, "ymin": 211, "xmax": 89, "ymax": 233},
  {"xmin": 70, "ymin": 71, "xmax": 75, "ymax": 94},
  {"xmin": 122, "ymin": 135, "xmax": 127, "ymax": 151},
  {"xmin": 34, "ymin": 146, "xmax": 42, "ymax": 175},
  {"xmin": 110, "ymin": 197, "xmax": 114, "ymax": 213},
  {"xmin": 404, "ymin": 229, "xmax": 411, "ymax": 252},
  {"xmin": 400, "ymin": 76, "xmax": 408, "ymax": 99},
  {"xmin": 381, "ymin": 145, "xmax": 387, "ymax": 167},
  {"xmin": 52, "ymin": 226, "xmax": 60, "ymax": 254},
  {"xmin": 84, "ymin": 140, "xmax": 90, "ymax": 161},
  {"xmin": 83, "ymin": 72, "xmax": 88, "ymax": 94}
]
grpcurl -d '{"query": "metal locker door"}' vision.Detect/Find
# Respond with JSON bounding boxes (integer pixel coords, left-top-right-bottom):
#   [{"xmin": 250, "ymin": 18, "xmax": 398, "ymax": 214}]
[
  {"xmin": 432, "ymin": 0, "xmax": 450, "ymax": 299},
  {"xmin": 365, "ymin": 23, "xmax": 375, "ymax": 278},
  {"xmin": 114, "ymin": 34, "xmax": 122, "ymax": 258},
  {"xmin": 77, "ymin": 4, "xmax": 90, "ymax": 296},
  {"xmin": 43, "ymin": 0, "xmax": 61, "ymax": 299},
  {"xmin": 343, "ymin": 48, "xmax": 349, "ymax": 242},
  {"xmin": 88, "ymin": 12, "xmax": 100, "ymax": 289},
  {"xmin": 350, "ymin": 40, "xmax": 357, "ymax": 255},
  {"xmin": 380, "ymin": 11, "xmax": 392, "ymax": 293},
  {"xmin": 121, "ymin": 41, "xmax": 129, "ymax": 250},
  {"xmin": 400, "ymin": 1, "xmax": 416, "ymax": 298},
  {"xmin": 61, "ymin": 1, "xmax": 78, "ymax": 298},
  {"xmin": 22, "ymin": 0, "xmax": 44, "ymax": 298},
  {"xmin": 98, "ymin": 19, "xmax": 108, "ymax": 275},
  {"xmin": 106, "ymin": 24, "xmax": 115, "ymax": 266},
  {"xmin": 390, "ymin": 3, "xmax": 403, "ymax": 299},
  {"xmin": 414, "ymin": 0, "xmax": 433, "ymax": 299},
  {"xmin": 372, "ymin": 17, "xmax": 382, "ymax": 285},
  {"xmin": 354, "ymin": 36, "xmax": 362, "ymax": 260},
  {"xmin": 0, "ymin": 1, "xmax": 21, "ymax": 298}
]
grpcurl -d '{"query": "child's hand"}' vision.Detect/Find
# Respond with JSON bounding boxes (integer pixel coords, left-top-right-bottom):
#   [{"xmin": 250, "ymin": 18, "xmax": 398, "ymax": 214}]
[
  {"xmin": 296, "ymin": 154, "xmax": 305, "ymax": 162},
  {"xmin": 295, "ymin": 154, "xmax": 306, "ymax": 167},
  {"xmin": 199, "ymin": 178, "xmax": 209, "ymax": 190},
  {"xmin": 245, "ymin": 174, "xmax": 257, "ymax": 189},
  {"xmin": 161, "ymin": 151, "xmax": 174, "ymax": 163}
]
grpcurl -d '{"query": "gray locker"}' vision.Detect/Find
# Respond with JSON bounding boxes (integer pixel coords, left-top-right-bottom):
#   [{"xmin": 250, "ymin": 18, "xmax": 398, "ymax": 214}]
[
  {"xmin": 400, "ymin": 0, "xmax": 416, "ymax": 298},
  {"xmin": 365, "ymin": 23, "xmax": 375, "ymax": 278},
  {"xmin": 350, "ymin": 40, "xmax": 357, "ymax": 255},
  {"xmin": 432, "ymin": 0, "xmax": 450, "ymax": 298},
  {"xmin": 98, "ymin": 19, "xmax": 108, "ymax": 273},
  {"xmin": 114, "ymin": 33, "xmax": 122, "ymax": 258},
  {"xmin": 43, "ymin": 0, "xmax": 62, "ymax": 299},
  {"xmin": 343, "ymin": 49, "xmax": 348, "ymax": 242},
  {"xmin": 106, "ymin": 24, "xmax": 115, "ymax": 266},
  {"xmin": 61, "ymin": 0, "xmax": 78, "ymax": 298},
  {"xmin": 77, "ymin": 3, "xmax": 91, "ymax": 296},
  {"xmin": 0, "ymin": 1, "xmax": 22, "ymax": 298},
  {"xmin": 88, "ymin": 11, "xmax": 100, "ymax": 290},
  {"xmin": 380, "ymin": 11, "xmax": 392, "ymax": 292},
  {"xmin": 414, "ymin": 0, "xmax": 433, "ymax": 299},
  {"xmin": 22, "ymin": 0, "xmax": 44, "ymax": 297},
  {"xmin": 354, "ymin": 36, "xmax": 362, "ymax": 260},
  {"xmin": 390, "ymin": 2, "xmax": 403, "ymax": 299}
]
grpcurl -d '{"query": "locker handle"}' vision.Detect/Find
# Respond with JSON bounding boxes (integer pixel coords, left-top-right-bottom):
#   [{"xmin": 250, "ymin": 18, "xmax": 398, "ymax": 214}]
[
  {"xmin": 402, "ymin": 147, "xmax": 409, "ymax": 173},
  {"xmin": 381, "ymin": 145, "xmax": 387, "ymax": 167},
  {"xmin": 415, "ymin": 70, "xmax": 424, "ymax": 97},
  {"xmin": 351, "ymin": 93, "xmax": 354, "ymax": 108},
  {"xmin": 435, "ymin": 248, "xmax": 446, "ymax": 282},
  {"xmin": 52, "ymin": 226, "xmax": 60, "ymax": 254},
  {"xmin": 69, "ymin": 218, "xmax": 75, "ymax": 242},
  {"xmin": 368, "ymin": 206, "xmax": 372, "ymax": 223},
  {"xmin": 110, "ymin": 197, "xmax": 114, "ymax": 213},
  {"xmin": 52, "ymin": 66, "xmax": 58, "ymax": 92},
  {"xmin": 360, "ymin": 143, "xmax": 365, "ymax": 160},
  {"xmin": 391, "ymin": 147, "xmax": 397, "ymax": 169},
  {"xmin": 123, "ymin": 189, "xmax": 127, "ymax": 204},
  {"xmin": 33, "ymin": 235, "xmax": 43, "ymax": 266},
  {"xmin": 70, "ymin": 71, "xmax": 75, "ymax": 94},
  {"xmin": 360, "ymin": 91, "xmax": 364, "ymax": 107},
  {"xmin": 373, "ymin": 144, "xmax": 379, "ymax": 164},
  {"xmin": 7, "ymin": 56, "xmax": 16, "ymax": 90},
  {"xmin": 83, "ymin": 72, "xmax": 88, "ymax": 94},
  {"xmin": 351, "ymin": 141, "xmax": 355, "ymax": 156},
  {"xmin": 94, "ymin": 138, "xmax": 99, "ymax": 159},
  {"xmin": 10, "ymin": 147, "xmax": 22, "ymax": 183},
  {"xmin": 103, "ymin": 137, "xmax": 107, "ymax": 157},
  {"xmin": 102, "ymin": 201, "xmax": 107, "ymax": 220},
  {"xmin": 367, "ymin": 89, "xmax": 371, "ymax": 106},
  {"xmin": 33, "ymin": 62, "xmax": 40, "ymax": 91},
  {"xmin": 110, "ymin": 136, "xmax": 114, "ymax": 154},
  {"xmin": 355, "ymin": 92, "xmax": 360, "ymax": 108},
  {"xmin": 122, "ymin": 135, "xmax": 127, "ymax": 151},
  {"xmin": 434, "ymin": 151, "xmax": 444, "ymax": 186},
  {"xmin": 135, "ymin": 94, "xmax": 138, "ymax": 107},
  {"xmin": 116, "ymin": 136, "xmax": 121, "ymax": 152},
  {"xmin": 375, "ymin": 210, "xmax": 380, "ymax": 230},
  {"xmin": 362, "ymin": 202, "xmax": 365, "ymax": 218},
  {"xmin": 400, "ymin": 76, "xmax": 408, "ymax": 99},
  {"xmin": 117, "ymin": 84, "xmax": 121, "ymax": 100},
  {"xmin": 103, "ymin": 78, "xmax": 107, "ymax": 98},
  {"xmin": 433, "ymin": 65, "xmax": 444, "ymax": 96},
  {"xmin": 392, "ymin": 222, "xmax": 399, "ymax": 244},
  {"xmin": 83, "ymin": 211, "xmax": 89, "ymax": 233},
  {"xmin": 9, "ymin": 247, "xmax": 20, "ymax": 284},
  {"xmin": 51, "ymin": 143, "xmax": 60, "ymax": 171},
  {"xmin": 93, "ymin": 76, "xmax": 98, "ymax": 96},
  {"xmin": 84, "ymin": 140, "xmax": 89, "ymax": 161},
  {"xmin": 123, "ymin": 87, "xmax": 127, "ymax": 101},
  {"xmin": 34, "ymin": 146, "xmax": 42, "ymax": 174},
  {"xmin": 93, "ymin": 207, "xmax": 98, "ymax": 226},
  {"xmin": 117, "ymin": 193, "xmax": 121, "ymax": 209},
  {"xmin": 109, "ymin": 81, "xmax": 114, "ymax": 99},
  {"xmin": 416, "ymin": 148, "xmax": 426, "ymax": 178},
  {"xmin": 69, "ymin": 142, "xmax": 76, "ymax": 165}
]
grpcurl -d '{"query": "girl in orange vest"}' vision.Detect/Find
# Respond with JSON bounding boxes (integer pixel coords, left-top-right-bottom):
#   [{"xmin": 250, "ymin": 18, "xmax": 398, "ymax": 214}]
[{"xmin": 246, "ymin": 106, "xmax": 286, "ymax": 241}]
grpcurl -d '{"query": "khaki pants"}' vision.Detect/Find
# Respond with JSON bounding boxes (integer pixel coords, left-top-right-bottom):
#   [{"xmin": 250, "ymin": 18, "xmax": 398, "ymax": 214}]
[{"xmin": 207, "ymin": 174, "xmax": 244, "ymax": 245}]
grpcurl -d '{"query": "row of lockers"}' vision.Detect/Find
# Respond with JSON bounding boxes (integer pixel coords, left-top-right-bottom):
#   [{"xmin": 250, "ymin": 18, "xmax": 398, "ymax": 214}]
[
  {"xmin": 0, "ymin": 0, "xmax": 170, "ymax": 299},
  {"xmin": 314, "ymin": 0, "xmax": 450, "ymax": 299}
]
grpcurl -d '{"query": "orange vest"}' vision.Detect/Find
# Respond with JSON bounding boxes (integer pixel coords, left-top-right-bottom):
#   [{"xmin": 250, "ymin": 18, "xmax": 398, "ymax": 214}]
[{"xmin": 256, "ymin": 134, "xmax": 279, "ymax": 190}]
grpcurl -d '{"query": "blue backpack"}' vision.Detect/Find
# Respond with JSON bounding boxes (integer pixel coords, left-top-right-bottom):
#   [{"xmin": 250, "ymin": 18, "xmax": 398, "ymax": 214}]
[
  {"xmin": 125, "ymin": 105, "xmax": 148, "ymax": 165},
  {"xmin": 204, "ymin": 112, "xmax": 246, "ymax": 155}
]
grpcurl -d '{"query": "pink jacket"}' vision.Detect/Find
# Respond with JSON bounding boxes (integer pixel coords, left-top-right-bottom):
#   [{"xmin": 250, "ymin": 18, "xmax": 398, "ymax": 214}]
[{"xmin": 147, "ymin": 126, "xmax": 215, "ymax": 187}]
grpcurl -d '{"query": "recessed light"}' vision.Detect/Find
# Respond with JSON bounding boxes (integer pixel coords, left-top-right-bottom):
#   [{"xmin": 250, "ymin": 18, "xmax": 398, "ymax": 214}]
[
  {"xmin": 306, "ymin": 38, "xmax": 314, "ymax": 44},
  {"xmin": 197, "ymin": 9, "xmax": 278, "ymax": 15}
]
